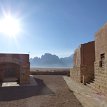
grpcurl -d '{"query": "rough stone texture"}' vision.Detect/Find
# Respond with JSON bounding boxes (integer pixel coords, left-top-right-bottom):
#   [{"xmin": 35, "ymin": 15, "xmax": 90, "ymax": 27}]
[
  {"xmin": 70, "ymin": 48, "xmax": 81, "ymax": 82},
  {"xmin": 90, "ymin": 24, "xmax": 107, "ymax": 95},
  {"xmin": 64, "ymin": 76, "xmax": 107, "ymax": 107},
  {"xmin": 73, "ymin": 48, "xmax": 81, "ymax": 67},
  {"xmin": 0, "ymin": 53, "xmax": 30, "ymax": 84},
  {"xmin": 70, "ymin": 67, "xmax": 81, "ymax": 82},
  {"xmin": 70, "ymin": 41, "xmax": 95, "ymax": 84}
]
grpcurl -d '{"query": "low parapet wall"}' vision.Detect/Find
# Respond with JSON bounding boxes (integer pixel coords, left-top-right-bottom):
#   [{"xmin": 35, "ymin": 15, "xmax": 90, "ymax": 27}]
[{"xmin": 30, "ymin": 68, "xmax": 70, "ymax": 76}]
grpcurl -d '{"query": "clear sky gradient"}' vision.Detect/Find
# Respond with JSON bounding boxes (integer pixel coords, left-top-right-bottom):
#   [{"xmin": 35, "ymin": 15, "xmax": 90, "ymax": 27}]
[{"xmin": 0, "ymin": 0, "xmax": 107, "ymax": 58}]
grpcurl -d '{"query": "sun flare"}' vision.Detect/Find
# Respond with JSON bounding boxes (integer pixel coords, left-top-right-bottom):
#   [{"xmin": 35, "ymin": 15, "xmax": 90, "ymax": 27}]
[{"xmin": 0, "ymin": 14, "xmax": 20, "ymax": 37}]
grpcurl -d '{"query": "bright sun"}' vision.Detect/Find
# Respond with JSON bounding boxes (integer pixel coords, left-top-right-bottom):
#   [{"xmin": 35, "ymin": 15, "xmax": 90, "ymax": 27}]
[{"xmin": 0, "ymin": 15, "xmax": 20, "ymax": 37}]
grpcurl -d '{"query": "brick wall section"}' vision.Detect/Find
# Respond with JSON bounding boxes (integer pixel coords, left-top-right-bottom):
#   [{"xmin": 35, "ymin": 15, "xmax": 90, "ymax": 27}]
[
  {"xmin": 0, "ymin": 53, "xmax": 30, "ymax": 84},
  {"xmin": 81, "ymin": 41, "xmax": 95, "ymax": 84},
  {"xmin": 91, "ymin": 24, "xmax": 107, "ymax": 94},
  {"xmin": 70, "ymin": 41, "xmax": 95, "ymax": 84}
]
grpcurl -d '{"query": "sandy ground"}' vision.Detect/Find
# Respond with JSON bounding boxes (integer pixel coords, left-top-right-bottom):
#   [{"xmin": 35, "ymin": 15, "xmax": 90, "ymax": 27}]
[{"xmin": 0, "ymin": 75, "xmax": 83, "ymax": 107}]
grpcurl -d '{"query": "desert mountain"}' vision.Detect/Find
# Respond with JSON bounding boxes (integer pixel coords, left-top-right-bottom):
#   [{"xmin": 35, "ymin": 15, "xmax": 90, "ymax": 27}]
[{"xmin": 30, "ymin": 53, "xmax": 73, "ymax": 67}]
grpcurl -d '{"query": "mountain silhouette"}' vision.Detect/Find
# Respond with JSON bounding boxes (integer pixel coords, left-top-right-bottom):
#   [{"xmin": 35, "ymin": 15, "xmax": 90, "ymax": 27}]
[{"xmin": 30, "ymin": 53, "xmax": 73, "ymax": 67}]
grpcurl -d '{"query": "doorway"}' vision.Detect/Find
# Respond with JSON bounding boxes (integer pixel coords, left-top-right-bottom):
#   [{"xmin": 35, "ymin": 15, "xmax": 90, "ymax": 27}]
[{"xmin": 0, "ymin": 63, "xmax": 20, "ymax": 83}]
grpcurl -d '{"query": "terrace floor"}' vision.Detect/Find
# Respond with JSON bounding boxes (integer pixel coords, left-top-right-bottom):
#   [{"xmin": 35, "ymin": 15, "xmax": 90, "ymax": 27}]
[
  {"xmin": 64, "ymin": 76, "xmax": 107, "ymax": 107},
  {"xmin": 0, "ymin": 75, "xmax": 83, "ymax": 107}
]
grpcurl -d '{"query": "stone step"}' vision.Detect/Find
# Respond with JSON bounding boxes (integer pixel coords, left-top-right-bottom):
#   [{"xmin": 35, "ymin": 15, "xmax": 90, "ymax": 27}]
[
  {"xmin": 2, "ymin": 82, "xmax": 19, "ymax": 87},
  {"xmin": 86, "ymin": 82, "xmax": 102, "ymax": 92},
  {"xmin": 3, "ymin": 77, "xmax": 18, "ymax": 82},
  {"xmin": 86, "ymin": 83, "xmax": 94, "ymax": 87},
  {"xmin": 90, "ymin": 85, "xmax": 101, "ymax": 92}
]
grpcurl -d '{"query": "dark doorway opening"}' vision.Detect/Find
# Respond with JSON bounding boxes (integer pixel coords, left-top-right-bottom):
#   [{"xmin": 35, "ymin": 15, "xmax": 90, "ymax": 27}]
[{"xmin": 0, "ymin": 63, "xmax": 20, "ymax": 83}]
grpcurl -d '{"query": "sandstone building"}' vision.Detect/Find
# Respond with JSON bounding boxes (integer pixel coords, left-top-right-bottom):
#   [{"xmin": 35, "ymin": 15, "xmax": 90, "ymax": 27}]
[
  {"xmin": 0, "ymin": 53, "xmax": 30, "ymax": 84},
  {"xmin": 70, "ymin": 23, "xmax": 107, "ymax": 95},
  {"xmin": 89, "ymin": 24, "xmax": 107, "ymax": 94},
  {"xmin": 70, "ymin": 41, "xmax": 95, "ymax": 84}
]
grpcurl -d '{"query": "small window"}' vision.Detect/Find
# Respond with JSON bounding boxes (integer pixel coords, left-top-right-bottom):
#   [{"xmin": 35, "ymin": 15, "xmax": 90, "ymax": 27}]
[
  {"xmin": 101, "ymin": 53, "xmax": 105, "ymax": 60},
  {"xmin": 99, "ymin": 53, "xmax": 105, "ymax": 67}
]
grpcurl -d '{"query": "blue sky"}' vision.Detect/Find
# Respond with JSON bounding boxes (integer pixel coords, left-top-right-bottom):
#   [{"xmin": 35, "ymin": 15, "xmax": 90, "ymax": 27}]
[{"xmin": 0, "ymin": 0, "xmax": 107, "ymax": 58}]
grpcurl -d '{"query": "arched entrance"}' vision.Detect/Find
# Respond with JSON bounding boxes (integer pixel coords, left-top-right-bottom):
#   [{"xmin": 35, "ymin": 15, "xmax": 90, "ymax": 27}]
[{"xmin": 0, "ymin": 63, "xmax": 20, "ymax": 83}]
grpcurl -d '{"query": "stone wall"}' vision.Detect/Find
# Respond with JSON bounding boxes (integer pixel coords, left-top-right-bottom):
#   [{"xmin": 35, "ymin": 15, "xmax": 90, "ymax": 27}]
[
  {"xmin": 0, "ymin": 53, "xmax": 30, "ymax": 84},
  {"xmin": 70, "ymin": 23, "xmax": 107, "ymax": 95},
  {"xmin": 91, "ymin": 24, "xmax": 107, "ymax": 94},
  {"xmin": 73, "ymin": 48, "xmax": 81, "ymax": 67},
  {"xmin": 70, "ymin": 47, "xmax": 81, "ymax": 82},
  {"xmin": 70, "ymin": 67, "xmax": 81, "ymax": 82},
  {"xmin": 92, "ymin": 61, "xmax": 107, "ymax": 94}
]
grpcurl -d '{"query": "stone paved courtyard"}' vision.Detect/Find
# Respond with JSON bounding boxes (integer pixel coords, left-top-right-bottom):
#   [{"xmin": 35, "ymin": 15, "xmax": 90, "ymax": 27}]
[{"xmin": 0, "ymin": 75, "xmax": 83, "ymax": 107}]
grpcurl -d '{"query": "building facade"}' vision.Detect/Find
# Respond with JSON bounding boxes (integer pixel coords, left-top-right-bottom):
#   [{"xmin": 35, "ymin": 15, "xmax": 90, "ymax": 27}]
[
  {"xmin": 0, "ymin": 53, "xmax": 30, "ymax": 84},
  {"xmin": 91, "ymin": 24, "xmax": 107, "ymax": 94},
  {"xmin": 70, "ymin": 41, "xmax": 95, "ymax": 84}
]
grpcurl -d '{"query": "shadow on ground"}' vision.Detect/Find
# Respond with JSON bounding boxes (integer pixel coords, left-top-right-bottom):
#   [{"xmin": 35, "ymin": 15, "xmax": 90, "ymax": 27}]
[{"xmin": 0, "ymin": 77, "xmax": 54, "ymax": 101}]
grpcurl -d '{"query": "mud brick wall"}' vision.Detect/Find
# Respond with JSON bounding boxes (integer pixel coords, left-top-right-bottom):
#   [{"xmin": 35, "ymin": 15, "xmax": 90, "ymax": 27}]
[
  {"xmin": 0, "ymin": 53, "xmax": 30, "ymax": 84},
  {"xmin": 70, "ymin": 41, "xmax": 95, "ymax": 84},
  {"xmin": 81, "ymin": 41, "xmax": 95, "ymax": 84}
]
